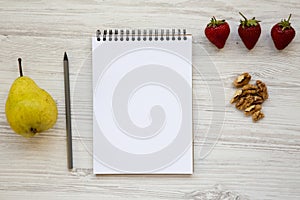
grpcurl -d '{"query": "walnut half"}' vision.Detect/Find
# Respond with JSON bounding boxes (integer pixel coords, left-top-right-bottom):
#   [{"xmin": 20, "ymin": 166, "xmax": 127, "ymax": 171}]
[
  {"xmin": 230, "ymin": 89, "xmax": 243, "ymax": 104},
  {"xmin": 245, "ymin": 104, "xmax": 262, "ymax": 116},
  {"xmin": 233, "ymin": 72, "xmax": 251, "ymax": 87},
  {"xmin": 256, "ymin": 80, "xmax": 269, "ymax": 101},
  {"xmin": 236, "ymin": 95, "xmax": 254, "ymax": 110},
  {"xmin": 252, "ymin": 110, "xmax": 265, "ymax": 122},
  {"xmin": 241, "ymin": 84, "xmax": 258, "ymax": 96}
]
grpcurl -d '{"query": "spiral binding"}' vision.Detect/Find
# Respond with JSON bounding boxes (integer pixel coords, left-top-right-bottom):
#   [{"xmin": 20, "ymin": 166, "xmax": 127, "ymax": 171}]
[{"xmin": 96, "ymin": 29, "xmax": 188, "ymax": 41}]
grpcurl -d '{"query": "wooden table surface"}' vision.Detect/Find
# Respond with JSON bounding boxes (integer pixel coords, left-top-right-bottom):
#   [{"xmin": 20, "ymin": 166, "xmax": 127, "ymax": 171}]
[{"xmin": 0, "ymin": 0, "xmax": 299, "ymax": 199}]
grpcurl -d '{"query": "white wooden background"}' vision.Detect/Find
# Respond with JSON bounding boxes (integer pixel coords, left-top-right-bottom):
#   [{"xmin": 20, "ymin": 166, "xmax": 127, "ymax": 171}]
[{"xmin": 0, "ymin": 0, "xmax": 299, "ymax": 199}]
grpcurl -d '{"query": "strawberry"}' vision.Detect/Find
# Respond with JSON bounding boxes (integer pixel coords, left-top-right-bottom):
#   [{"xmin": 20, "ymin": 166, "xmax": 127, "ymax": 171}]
[
  {"xmin": 271, "ymin": 14, "xmax": 296, "ymax": 50},
  {"xmin": 205, "ymin": 16, "xmax": 230, "ymax": 49},
  {"xmin": 238, "ymin": 12, "xmax": 261, "ymax": 50}
]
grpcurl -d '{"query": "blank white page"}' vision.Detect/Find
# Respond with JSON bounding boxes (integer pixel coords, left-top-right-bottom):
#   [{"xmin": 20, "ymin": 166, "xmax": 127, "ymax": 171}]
[{"xmin": 92, "ymin": 30, "xmax": 192, "ymax": 174}]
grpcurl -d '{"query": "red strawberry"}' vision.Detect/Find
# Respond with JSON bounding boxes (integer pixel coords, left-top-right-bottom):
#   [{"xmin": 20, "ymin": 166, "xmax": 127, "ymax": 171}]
[
  {"xmin": 271, "ymin": 14, "xmax": 296, "ymax": 50},
  {"xmin": 238, "ymin": 12, "xmax": 261, "ymax": 50},
  {"xmin": 205, "ymin": 16, "xmax": 230, "ymax": 49}
]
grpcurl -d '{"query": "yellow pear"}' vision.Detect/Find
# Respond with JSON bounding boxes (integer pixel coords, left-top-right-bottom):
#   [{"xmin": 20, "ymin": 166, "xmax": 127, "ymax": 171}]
[{"xmin": 5, "ymin": 58, "xmax": 58, "ymax": 138}]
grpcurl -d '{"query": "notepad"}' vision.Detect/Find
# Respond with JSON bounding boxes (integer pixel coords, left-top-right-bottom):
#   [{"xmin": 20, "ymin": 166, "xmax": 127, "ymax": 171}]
[{"xmin": 92, "ymin": 29, "xmax": 193, "ymax": 174}]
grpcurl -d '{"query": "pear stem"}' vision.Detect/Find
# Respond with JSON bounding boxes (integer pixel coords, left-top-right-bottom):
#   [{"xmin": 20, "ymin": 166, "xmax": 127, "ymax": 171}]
[{"xmin": 18, "ymin": 58, "xmax": 23, "ymax": 77}]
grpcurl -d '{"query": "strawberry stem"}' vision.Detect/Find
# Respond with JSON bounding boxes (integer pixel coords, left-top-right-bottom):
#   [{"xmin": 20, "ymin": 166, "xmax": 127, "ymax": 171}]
[
  {"xmin": 207, "ymin": 16, "xmax": 225, "ymax": 27},
  {"xmin": 239, "ymin": 12, "xmax": 247, "ymax": 21},
  {"xmin": 287, "ymin": 14, "xmax": 292, "ymax": 23},
  {"xmin": 280, "ymin": 14, "xmax": 292, "ymax": 31},
  {"xmin": 239, "ymin": 12, "xmax": 260, "ymax": 28}
]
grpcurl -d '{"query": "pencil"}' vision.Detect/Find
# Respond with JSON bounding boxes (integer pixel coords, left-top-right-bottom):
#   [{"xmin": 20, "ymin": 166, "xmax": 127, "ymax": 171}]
[{"xmin": 63, "ymin": 52, "xmax": 73, "ymax": 169}]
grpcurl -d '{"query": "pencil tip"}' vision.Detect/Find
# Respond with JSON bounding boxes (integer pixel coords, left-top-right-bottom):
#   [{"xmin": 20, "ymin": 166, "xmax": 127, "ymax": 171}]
[{"xmin": 64, "ymin": 52, "xmax": 68, "ymax": 61}]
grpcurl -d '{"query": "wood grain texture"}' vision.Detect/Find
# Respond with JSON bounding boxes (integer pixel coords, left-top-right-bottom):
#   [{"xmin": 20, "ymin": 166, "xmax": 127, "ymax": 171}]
[{"xmin": 0, "ymin": 0, "xmax": 299, "ymax": 199}]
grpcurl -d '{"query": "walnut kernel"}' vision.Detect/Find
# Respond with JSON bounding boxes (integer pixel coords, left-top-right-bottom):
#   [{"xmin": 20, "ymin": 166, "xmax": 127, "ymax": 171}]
[
  {"xmin": 233, "ymin": 73, "xmax": 251, "ymax": 87},
  {"xmin": 252, "ymin": 96, "xmax": 264, "ymax": 104},
  {"xmin": 256, "ymin": 80, "xmax": 269, "ymax": 100},
  {"xmin": 252, "ymin": 110, "xmax": 265, "ymax": 122},
  {"xmin": 236, "ymin": 95, "xmax": 256, "ymax": 110},
  {"xmin": 230, "ymin": 89, "xmax": 243, "ymax": 104},
  {"xmin": 245, "ymin": 104, "xmax": 262, "ymax": 116},
  {"xmin": 241, "ymin": 84, "xmax": 258, "ymax": 96}
]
